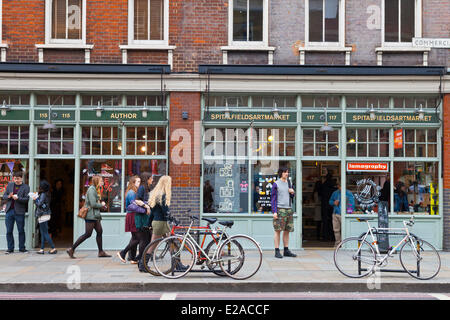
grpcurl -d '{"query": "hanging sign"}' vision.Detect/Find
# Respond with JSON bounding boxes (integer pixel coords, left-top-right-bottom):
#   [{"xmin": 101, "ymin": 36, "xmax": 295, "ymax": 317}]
[
  {"xmin": 347, "ymin": 162, "xmax": 389, "ymax": 172},
  {"xmin": 394, "ymin": 129, "xmax": 403, "ymax": 149}
]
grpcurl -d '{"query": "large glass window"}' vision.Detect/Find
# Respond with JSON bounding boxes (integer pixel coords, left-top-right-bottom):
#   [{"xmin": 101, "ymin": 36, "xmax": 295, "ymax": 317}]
[
  {"xmin": 81, "ymin": 95, "xmax": 123, "ymax": 107},
  {"xmin": 301, "ymin": 95, "xmax": 340, "ymax": 109},
  {"xmin": 0, "ymin": 126, "xmax": 29, "ymax": 155},
  {"xmin": 303, "ymin": 129, "xmax": 339, "ymax": 157},
  {"xmin": 37, "ymin": 127, "xmax": 74, "ymax": 155},
  {"xmin": 82, "ymin": 127, "xmax": 121, "ymax": 156},
  {"xmin": 347, "ymin": 128, "xmax": 389, "ymax": 158},
  {"xmin": 79, "ymin": 159, "xmax": 122, "ymax": 213},
  {"xmin": 126, "ymin": 126, "xmax": 166, "ymax": 156},
  {"xmin": 394, "ymin": 129, "xmax": 437, "ymax": 158},
  {"xmin": 233, "ymin": 0, "xmax": 264, "ymax": 42},
  {"xmin": 36, "ymin": 94, "xmax": 76, "ymax": 107},
  {"xmin": 0, "ymin": 160, "xmax": 28, "ymax": 207},
  {"xmin": 0, "ymin": 94, "xmax": 30, "ymax": 106},
  {"xmin": 393, "ymin": 162, "xmax": 438, "ymax": 215},
  {"xmin": 309, "ymin": 0, "xmax": 340, "ymax": 43}
]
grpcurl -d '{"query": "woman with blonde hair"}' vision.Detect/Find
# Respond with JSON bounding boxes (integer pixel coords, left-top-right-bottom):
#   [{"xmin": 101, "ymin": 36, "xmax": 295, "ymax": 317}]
[
  {"xmin": 148, "ymin": 175, "xmax": 172, "ymax": 244},
  {"xmin": 67, "ymin": 175, "xmax": 110, "ymax": 258}
]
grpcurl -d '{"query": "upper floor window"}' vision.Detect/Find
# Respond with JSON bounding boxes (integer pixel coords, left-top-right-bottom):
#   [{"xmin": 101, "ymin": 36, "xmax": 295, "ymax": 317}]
[
  {"xmin": 229, "ymin": 0, "xmax": 268, "ymax": 46},
  {"xmin": 383, "ymin": 0, "xmax": 421, "ymax": 44},
  {"xmin": 45, "ymin": 0, "xmax": 85, "ymax": 44},
  {"xmin": 306, "ymin": 0, "xmax": 345, "ymax": 46},
  {"xmin": 129, "ymin": 0, "xmax": 168, "ymax": 45}
]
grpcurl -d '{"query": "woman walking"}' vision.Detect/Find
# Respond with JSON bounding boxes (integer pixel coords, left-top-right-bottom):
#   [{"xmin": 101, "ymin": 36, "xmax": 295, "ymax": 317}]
[
  {"xmin": 117, "ymin": 175, "xmax": 146, "ymax": 264},
  {"xmin": 135, "ymin": 172, "xmax": 153, "ymax": 264},
  {"xmin": 33, "ymin": 180, "xmax": 57, "ymax": 254},
  {"xmin": 66, "ymin": 175, "xmax": 111, "ymax": 259}
]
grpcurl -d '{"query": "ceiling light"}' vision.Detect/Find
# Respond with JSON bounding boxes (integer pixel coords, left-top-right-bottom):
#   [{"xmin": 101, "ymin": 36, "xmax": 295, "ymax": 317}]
[
  {"xmin": 366, "ymin": 104, "xmax": 377, "ymax": 120},
  {"xmin": 0, "ymin": 100, "xmax": 10, "ymax": 117},
  {"xmin": 95, "ymin": 101, "xmax": 104, "ymax": 118},
  {"xmin": 415, "ymin": 104, "xmax": 425, "ymax": 120}
]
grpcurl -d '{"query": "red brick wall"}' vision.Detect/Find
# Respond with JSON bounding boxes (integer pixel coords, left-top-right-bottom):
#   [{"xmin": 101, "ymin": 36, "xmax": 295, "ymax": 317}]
[{"xmin": 169, "ymin": 92, "xmax": 201, "ymax": 188}]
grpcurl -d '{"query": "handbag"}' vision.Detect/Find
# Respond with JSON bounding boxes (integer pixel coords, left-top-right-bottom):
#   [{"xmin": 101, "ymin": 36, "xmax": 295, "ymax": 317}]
[
  {"xmin": 127, "ymin": 201, "xmax": 147, "ymax": 215},
  {"xmin": 38, "ymin": 214, "xmax": 51, "ymax": 223},
  {"xmin": 77, "ymin": 206, "xmax": 89, "ymax": 219}
]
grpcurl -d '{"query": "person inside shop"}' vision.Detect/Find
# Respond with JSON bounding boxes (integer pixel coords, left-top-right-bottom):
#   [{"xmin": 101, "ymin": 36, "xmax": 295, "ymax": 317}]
[
  {"xmin": 49, "ymin": 179, "xmax": 64, "ymax": 239},
  {"xmin": 66, "ymin": 175, "xmax": 111, "ymax": 259},
  {"xmin": 394, "ymin": 181, "xmax": 409, "ymax": 213},
  {"xmin": 203, "ymin": 180, "xmax": 215, "ymax": 213},
  {"xmin": 379, "ymin": 176, "xmax": 391, "ymax": 207},
  {"xmin": 271, "ymin": 167, "xmax": 296, "ymax": 259},
  {"xmin": 312, "ymin": 178, "xmax": 323, "ymax": 241},
  {"xmin": 329, "ymin": 179, "xmax": 355, "ymax": 246},
  {"xmin": 3, "ymin": 171, "xmax": 30, "ymax": 254},
  {"xmin": 319, "ymin": 172, "xmax": 336, "ymax": 242}
]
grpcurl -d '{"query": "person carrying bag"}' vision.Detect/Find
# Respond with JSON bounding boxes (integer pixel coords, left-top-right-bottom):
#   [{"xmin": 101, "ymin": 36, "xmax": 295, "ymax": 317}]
[{"xmin": 33, "ymin": 180, "xmax": 56, "ymax": 254}]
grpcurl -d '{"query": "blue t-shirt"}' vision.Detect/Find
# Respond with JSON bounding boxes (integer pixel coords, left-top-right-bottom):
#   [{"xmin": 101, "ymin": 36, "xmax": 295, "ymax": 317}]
[{"xmin": 125, "ymin": 190, "xmax": 136, "ymax": 212}]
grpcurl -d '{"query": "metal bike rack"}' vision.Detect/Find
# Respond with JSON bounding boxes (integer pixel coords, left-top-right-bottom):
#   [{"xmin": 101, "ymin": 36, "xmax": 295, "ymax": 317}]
[{"xmin": 357, "ymin": 231, "xmax": 422, "ymax": 276}]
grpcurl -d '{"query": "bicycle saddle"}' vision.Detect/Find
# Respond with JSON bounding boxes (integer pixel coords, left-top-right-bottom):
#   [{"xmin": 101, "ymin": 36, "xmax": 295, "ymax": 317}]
[
  {"xmin": 218, "ymin": 220, "xmax": 234, "ymax": 228},
  {"xmin": 202, "ymin": 217, "xmax": 217, "ymax": 225},
  {"xmin": 356, "ymin": 217, "xmax": 376, "ymax": 222}
]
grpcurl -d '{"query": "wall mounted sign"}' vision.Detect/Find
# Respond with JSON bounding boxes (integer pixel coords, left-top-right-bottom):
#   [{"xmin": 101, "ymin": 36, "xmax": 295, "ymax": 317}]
[
  {"xmin": 0, "ymin": 110, "xmax": 30, "ymax": 121},
  {"xmin": 346, "ymin": 112, "xmax": 438, "ymax": 124},
  {"xmin": 413, "ymin": 38, "xmax": 450, "ymax": 48},
  {"xmin": 35, "ymin": 110, "xmax": 75, "ymax": 121},
  {"xmin": 205, "ymin": 111, "xmax": 297, "ymax": 122},
  {"xmin": 80, "ymin": 110, "xmax": 166, "ymax": 122},
  {"xmin": 301, "ymin": 112, "xmax": 341, "ymax": 123},
  {"xmin": 394, "ymin": 129, "xmax": 403, "ymax": 149},
  {"xmin": 347, "ymin": 162, "xmax": 389, "ymax": 172}
]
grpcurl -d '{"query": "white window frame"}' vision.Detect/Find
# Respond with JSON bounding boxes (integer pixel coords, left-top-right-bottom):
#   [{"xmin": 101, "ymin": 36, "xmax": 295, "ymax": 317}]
[
  {"xmin": 45, "ymin": 0, "xmax": 86, "ymax": 45},
  {"xmin": 381, "ymin": 0, "xmax": 422, "ymax": 47},
  {"xmin": 305, "ymin": 0, "xmax": 346, "ymax": 48},
  {"xmin": 128, "ymin": 0, "xmax": 169, "ymax": 46},
  {"xmin": 227, "ymin": 0, "xmax": 269, "ymax": 48}
]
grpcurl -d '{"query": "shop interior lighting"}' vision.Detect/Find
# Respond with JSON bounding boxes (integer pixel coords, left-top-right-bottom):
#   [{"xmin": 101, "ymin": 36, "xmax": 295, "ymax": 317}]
[
  {"xmin": 366, "ymin": 104, "xmax": 377, "ymax": 120},
  {"xmin": 415, "ymin": 104, "xmax": 425, "ymax": 120},
  {"xmin": 95, "ymin": 101, "xmax": 104, "ymax": 118},
  {"xmin": 0, "ymin": 100, "xmax": 10, "ymax": 117}
]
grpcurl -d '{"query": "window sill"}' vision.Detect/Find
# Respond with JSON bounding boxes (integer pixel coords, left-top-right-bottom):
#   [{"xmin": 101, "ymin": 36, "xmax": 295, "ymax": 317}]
[
  {"xmin": 119, "ymin": 45, "xmax": 176, "ymax": 68},
  {"xmin": 220, "ymin": 46, "xmax": 276, "ymax": 65},
  {"xmin": 299, "ymin": 46, "xmax": 353, "ymax": 65},
  {"xmin": 0, "ymin": 43, "xmax": 7, "ymax": 62},
  {"xmin": 35, "ymin": 44, "xmax": 94, "ymax": 63},
  {"xmin": 375, "ymin": 46, "xmax": 431, "ymax": 66}
]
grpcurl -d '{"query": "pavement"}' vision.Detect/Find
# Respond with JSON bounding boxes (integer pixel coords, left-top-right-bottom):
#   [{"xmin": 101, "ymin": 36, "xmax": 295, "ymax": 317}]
[{"xmin": 0, "ymin": 248, "xmax": 449, "ymax": 293}]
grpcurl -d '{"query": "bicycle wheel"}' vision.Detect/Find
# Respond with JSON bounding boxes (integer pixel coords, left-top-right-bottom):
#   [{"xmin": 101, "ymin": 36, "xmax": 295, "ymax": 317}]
[
  {"xmin": 218, "ymin": 235, "xmax": 262, "ymax": 280},
  {"xmin": 204, "ymin": 236, "xmax": 245, "ymax": 277},
  {"xmin": 141, "ymin": 237, "xmax": 165, "ymax": 276},
  {"xmin": 334, "ymin": 237, "xmax": 377, "ymax": 278},
  {"xmin": 400, "ymin": 237, "xmax": 441, "ymax": 280},
  {"xmin": 153, "ymin": 235, "xmax": 196, "ymax": 279}
]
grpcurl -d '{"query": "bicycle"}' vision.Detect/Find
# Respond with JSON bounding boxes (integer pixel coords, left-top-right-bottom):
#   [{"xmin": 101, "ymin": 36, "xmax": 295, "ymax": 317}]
[
  {"xmin": 152, "ymin": 214, "xmax": 263, "ymax": 280},
  {"xmin": 141, "ymin": 209, "xmax": 234, "ymax": 276},
  {"xmin": 334, "ymin": 216, "xmax": 441, "ymax": 280}
]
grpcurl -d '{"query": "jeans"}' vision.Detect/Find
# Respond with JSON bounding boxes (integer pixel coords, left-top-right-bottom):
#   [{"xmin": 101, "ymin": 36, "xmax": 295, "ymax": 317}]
[
  {"xmin": 39, "ymin": 221, "xmax": 55, "ymax": 249},
  {"xmin": 5, "ymin": 209, "xmax": 26, "ymax": 251}
]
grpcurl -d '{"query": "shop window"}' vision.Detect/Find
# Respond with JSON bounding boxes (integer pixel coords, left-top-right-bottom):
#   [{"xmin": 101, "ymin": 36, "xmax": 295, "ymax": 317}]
[
  {"xmin": 301, "ymin": 95, "xmax": 340, "ymax": 108},
  {"xmin": 36, "ymin": 94, "xmax": 76, "ymax": 107},
  {"xmin": 303, "ymin": 129, "xmax": 339, "ymax": 157},
  {"xmin": 126, "ymin": 126, "xmax": 166, "ymax": 156},
  {"xmin": 393, "ymin": 96, "xmax": 437, "ymax": 109},
  {"xmin": 394, "ymin": 129, "xmax": 437, "ymax": 158},
  {"xmin": 125, "ymin": 159, "xmax": 167, "ymax": 191},
  {"xmin": 346, "ymin": 170, "xmax": 388, "ymax": 214},
  {"xmin": 0, "ymin": 160, "xmax": 28, "ymax": 207},
  {"xmin": 126, "ymin": 95, "xmax": 164, "ymax": 107},
  {"xmin": 347, "ymin": 128, "xmax": 389, "ymax": 158},
  {"xmin": 203, "ymin": 161, "xmax": 249, "ymax": 214},
  {"xmin": 81, "ymin": 127, "xmax": 121, "ymax": 156},
  {"xmin": 81, "ymin": 95, "xmax": 123, "ymax": 107},
  {"xmin": 346, "ymin": 96, "xmax": 389, "ymax": 109},
  {"xmin": 0, "ymin": 94, "xmax": 30, "ymax": 106},
  {"xmin": 79, "ymin": 159, "xmax": 122, "ymax": 213},
  {"xmin": 252, "ymin": 128, "xmax": 296, "ymax": 157},
  {"xmin": 251, "ymin": 160, "xmax": 296, "ymax": 214},
  {"xmin": 37, "ymin": 127, "xmax": 74, "ymax": 155},
  {"xmin": 204, "ymin": 128, "xmax": 248, "ymax": 158},
  {"xmin": 0, "ymin": 126, "xmax": 29, "ymax": 155},
  {"xmin": 208, "ymin": 95, "xmax": 297, "ymax": 109},
  {"xmin": 393, "ymin": 162, "xmax": 438, "ymax": 215}
]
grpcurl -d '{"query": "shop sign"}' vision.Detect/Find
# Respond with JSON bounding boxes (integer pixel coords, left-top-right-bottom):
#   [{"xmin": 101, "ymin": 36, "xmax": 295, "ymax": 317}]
[
  {"xmin": 0, "ymin": 110, "xmax": 30, "ymax": 121},
  {"xmin": 346, "ymin": 112, "xmax": 438, "ymax": 124},
  {"xmin": 35, "ymin": 110, "xmax": 75, "ymax": 121},
  {"xmin": 205, "ymin": 111, "xmax": 296, "ymax": 122},
  {"xmin": 302, "ymin": 112, "xmax": 341, "ymax": 123},
  {"xmin": 347, "ymin": 162, "xmax": 389, "ymax": 172},
  {"xmin": 80, "ymin": 110, "xmax": 166, "ymax": 122},
  {"xmin": 394, "ymin": 129, "xmax": 403, "ymax": 149}
]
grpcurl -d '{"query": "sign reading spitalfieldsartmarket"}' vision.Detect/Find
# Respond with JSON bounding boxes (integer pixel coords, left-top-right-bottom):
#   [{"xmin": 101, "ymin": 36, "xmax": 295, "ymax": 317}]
[
  {"xmin": 205, "ymin": 111, "xmax": 296, "ymax": 122},
  {"xmin": 346, "ymin": 112, "xmax": 439, "ymax": 124}
]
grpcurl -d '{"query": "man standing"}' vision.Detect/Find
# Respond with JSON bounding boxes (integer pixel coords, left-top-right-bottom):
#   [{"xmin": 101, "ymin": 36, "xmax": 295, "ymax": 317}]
[
  {"xmin": 329, "ymin": 179, "xmax": 355, "ymax": 246},
  {"xmin": 3, "ymin": 172, "xmax": 30, "ymax": 254},
  {"xmin": 271, "ymin": 167, "xmax": 296, "ymax": 259}
]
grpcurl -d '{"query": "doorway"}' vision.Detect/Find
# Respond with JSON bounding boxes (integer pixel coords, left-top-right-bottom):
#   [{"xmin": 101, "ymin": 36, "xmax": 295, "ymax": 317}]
[
  {"xmin": 34, "ymin": 159, "xmax": 75, "ymax": 248},
  {"xmin": 302, "ymin": 161, "xmax": 340, "ymax": 248}
]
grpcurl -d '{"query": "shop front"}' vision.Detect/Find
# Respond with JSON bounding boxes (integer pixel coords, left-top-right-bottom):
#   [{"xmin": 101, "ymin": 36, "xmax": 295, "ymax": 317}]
[
  {"xmin": 0, "ymin": 92, "xmax": 168, "ymax": 250},
  {"xmin": 201, "ymin": 94, "xmax": 443, "ymax": 250}
]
